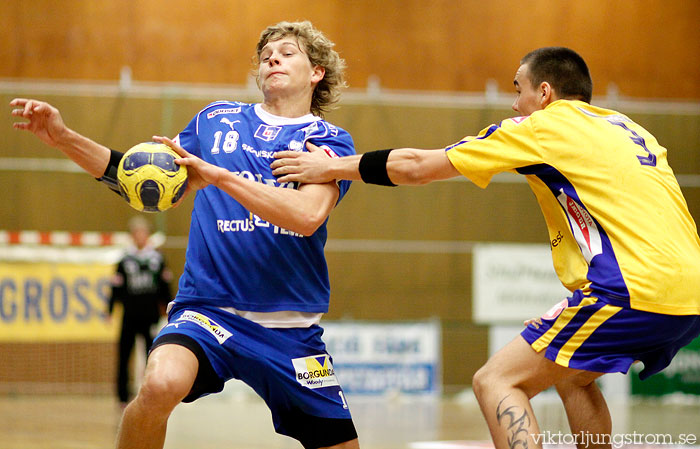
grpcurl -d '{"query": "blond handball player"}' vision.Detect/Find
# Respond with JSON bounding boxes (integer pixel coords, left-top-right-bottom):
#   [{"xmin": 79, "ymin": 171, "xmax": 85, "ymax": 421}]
[{"xmin": 12, "ymin": 20, "xmax": 360, "ymax": 449}]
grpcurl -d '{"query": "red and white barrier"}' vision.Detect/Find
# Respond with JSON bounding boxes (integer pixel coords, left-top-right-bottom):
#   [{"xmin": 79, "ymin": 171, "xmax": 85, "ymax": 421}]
[{"xmin": 0, "ymin": 230, "xmax": 131, "ymax": 247}]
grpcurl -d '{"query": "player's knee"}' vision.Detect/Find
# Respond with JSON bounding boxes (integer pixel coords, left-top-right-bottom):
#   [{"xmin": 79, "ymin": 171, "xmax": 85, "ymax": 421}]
[
  {"xmin": 472, "ymin": 358, "xmax": 520, "ymax": 400},
  {"xmin": 556, "ymin": 375, "xmax": 602, "ymax": 404},
  {"xmin": 137, "ymin": 370, "xmax": 191, "ymax": 412},
  {"xmin": 472, "ymin": 364, "xmax": 494, "ymax": 400},
  {"xmin": 556, "ymin": 371, "xmax": 601, "ymax": 393}
]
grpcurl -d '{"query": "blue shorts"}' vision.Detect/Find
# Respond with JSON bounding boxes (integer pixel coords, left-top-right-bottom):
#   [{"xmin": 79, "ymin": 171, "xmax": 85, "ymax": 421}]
[
  {"xmin": 521, "ymin": 290, "xmax": 700, "ymax": 379},
  {"xmin": 152, "ymin": 304, "xmax": 356, "ymax": 448}
]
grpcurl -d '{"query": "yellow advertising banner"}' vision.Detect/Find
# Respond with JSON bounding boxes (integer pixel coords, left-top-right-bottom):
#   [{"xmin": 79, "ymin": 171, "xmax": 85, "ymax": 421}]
[{"xmin": 0, "ymin": 261, "xmax": 120, "ymax": 342}]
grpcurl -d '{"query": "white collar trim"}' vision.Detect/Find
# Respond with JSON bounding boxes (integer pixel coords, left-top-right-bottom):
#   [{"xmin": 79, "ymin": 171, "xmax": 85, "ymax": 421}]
[{"xmin": 254, "ymin": 103, "xmax": 320, "ymax": 126}]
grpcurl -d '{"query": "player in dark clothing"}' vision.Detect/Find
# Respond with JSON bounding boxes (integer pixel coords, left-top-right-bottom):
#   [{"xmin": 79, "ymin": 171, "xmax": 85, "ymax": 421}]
[{"xmin": 109, "ymin": 216, "xmax": 172, "ymax": 405}]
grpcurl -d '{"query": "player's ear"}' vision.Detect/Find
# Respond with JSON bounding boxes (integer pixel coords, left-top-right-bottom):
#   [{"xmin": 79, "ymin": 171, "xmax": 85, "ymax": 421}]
[
  {"xmin": 539, "ymin": 81, "xmax": 555, "ymax": 108},
  {"xmin": 311, "ymin": 65, "xmax": 325, "ymax": 84}
]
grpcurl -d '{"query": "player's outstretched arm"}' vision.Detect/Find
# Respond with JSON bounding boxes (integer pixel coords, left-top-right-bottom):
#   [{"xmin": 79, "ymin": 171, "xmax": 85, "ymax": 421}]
[
  {"xmin": 10, "ymin": 98, "xmax": 110, "ymax": 178},
  {"xmin": 272, "ymin": 143, "xmax": 362, "ymax": 184},
  {"xmin": 272, "ymin": 143, "xmax": 460, "ymax": 186}
]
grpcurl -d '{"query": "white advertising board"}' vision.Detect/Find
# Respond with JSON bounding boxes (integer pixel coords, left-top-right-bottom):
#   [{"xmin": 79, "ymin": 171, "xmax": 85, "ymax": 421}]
[
  {"xmin": 472, "ymin": 243, "xmax": 570, "ymax": 324},
  {"xmin": 322, "ymin": 321, "xmax": 441, "ymax": 395}
]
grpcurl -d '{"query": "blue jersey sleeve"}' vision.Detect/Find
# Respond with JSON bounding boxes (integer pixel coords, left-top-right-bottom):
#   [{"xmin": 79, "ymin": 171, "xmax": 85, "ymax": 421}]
[{"xmin": 175, "ymin": 112, "xmax": 203, "ymax": 158}]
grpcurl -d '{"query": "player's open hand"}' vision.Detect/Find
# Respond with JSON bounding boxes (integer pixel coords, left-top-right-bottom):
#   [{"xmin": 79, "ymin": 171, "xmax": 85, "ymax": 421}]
[
  {"xmin": 10, "ymin": 98, "xmax": 70, "ymax": 147},
  {"xmin": 153, "ymin": 136, "xmax": 225, "ymax": 192},
  {"xmin": 271, "ymin": 142, "xmax": 334, "ymax": 184}
]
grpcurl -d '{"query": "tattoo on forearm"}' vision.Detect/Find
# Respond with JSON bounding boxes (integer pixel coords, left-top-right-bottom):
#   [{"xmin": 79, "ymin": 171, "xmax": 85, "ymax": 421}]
[{"xmin": 496, "ymin": 395, "xmax": 531, "ymax": 449}]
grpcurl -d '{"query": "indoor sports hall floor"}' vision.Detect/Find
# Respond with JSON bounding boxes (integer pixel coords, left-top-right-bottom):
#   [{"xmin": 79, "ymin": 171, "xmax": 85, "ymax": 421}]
[{"xmin": 1, "ymin": 384, "xmax": 699, "ymax": 449}]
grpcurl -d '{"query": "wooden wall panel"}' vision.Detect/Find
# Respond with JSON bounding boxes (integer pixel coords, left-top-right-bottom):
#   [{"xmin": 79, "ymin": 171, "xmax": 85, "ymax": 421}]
[{"xmin": 2, "ymin": 0, "xmax": 699, "ymax": 98}]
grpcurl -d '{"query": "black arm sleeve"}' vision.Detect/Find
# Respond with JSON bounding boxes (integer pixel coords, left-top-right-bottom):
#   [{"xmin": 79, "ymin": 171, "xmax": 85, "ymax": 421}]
[
  {"xmin": 358, "ymin": 149, "xmax": 398, "ymax": 187},
  {"xmin": 95, "ymin": 149, "xmax": 124, "ymax": 195}
]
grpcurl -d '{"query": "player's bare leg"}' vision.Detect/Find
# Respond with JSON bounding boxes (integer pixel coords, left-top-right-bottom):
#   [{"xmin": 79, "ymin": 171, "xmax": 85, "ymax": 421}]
[
  {"xmin": 116, "ymin": 344, "xmax": 198, "ymax": 449},
  {"xmin": 472, "ymin": 336, "xmax": 590, "ymax": 449},
  {"xmin": 555, "ymin": 372, "xmax": 611, "ymax": 449}
]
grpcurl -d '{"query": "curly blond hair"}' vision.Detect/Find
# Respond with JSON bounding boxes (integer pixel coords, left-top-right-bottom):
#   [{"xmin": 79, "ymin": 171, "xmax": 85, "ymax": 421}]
[{"xmin": 255, "ymin": 21, "xmax": 346, "ymax": 117}]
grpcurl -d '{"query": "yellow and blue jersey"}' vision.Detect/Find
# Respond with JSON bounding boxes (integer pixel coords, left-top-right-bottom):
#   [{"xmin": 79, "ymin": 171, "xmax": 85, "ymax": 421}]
[{"xmin": 446, "ymin": 100, "xmax": 700, "ymax": 315}]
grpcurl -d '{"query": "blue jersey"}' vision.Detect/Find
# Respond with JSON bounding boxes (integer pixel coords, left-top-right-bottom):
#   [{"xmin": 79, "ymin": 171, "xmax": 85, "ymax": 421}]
[{"xmin": 172, "ymin": 102, "xmax": 354, "ymax": 313}]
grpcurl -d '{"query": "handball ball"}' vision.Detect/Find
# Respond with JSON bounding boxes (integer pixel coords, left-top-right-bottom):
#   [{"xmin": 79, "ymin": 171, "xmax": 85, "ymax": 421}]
[{"xmin": 117, "ymin": 142, "xmax": 188, "ymax": 212}]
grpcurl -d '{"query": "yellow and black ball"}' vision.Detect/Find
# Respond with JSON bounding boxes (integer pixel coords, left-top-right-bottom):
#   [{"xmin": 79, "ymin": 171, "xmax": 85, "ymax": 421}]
[{"xmin": 117, "ymin": 142, "xmax": 188, "ymax": 212}]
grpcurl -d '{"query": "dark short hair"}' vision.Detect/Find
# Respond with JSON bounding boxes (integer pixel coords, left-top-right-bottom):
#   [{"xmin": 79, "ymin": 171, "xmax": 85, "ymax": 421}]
[{"xmin": 521, "ymin": 47, "xmax": 593, "ymax": 103}]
